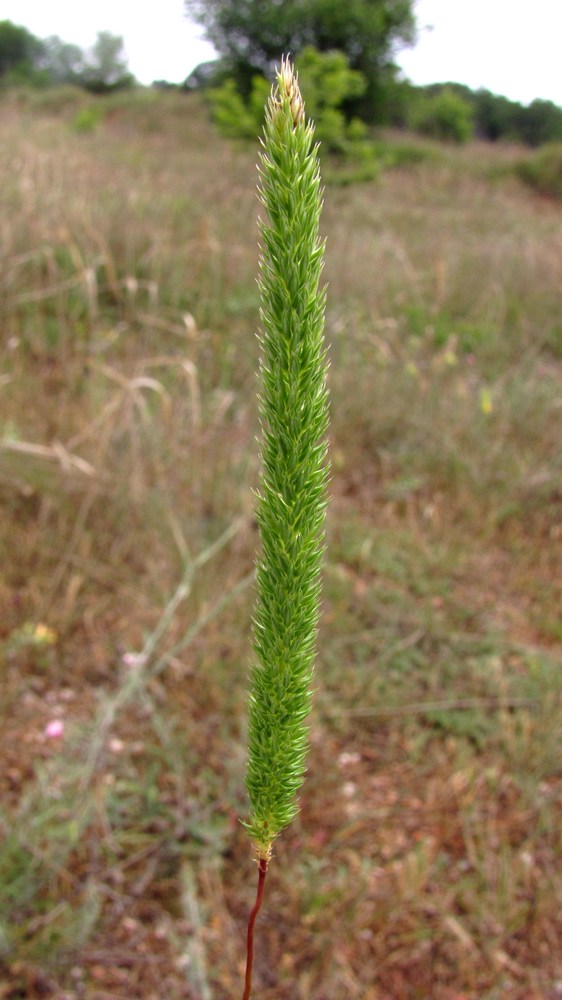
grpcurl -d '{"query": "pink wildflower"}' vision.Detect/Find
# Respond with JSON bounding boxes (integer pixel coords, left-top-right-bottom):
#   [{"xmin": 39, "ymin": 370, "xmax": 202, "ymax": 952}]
[
  {"xmin": 122, "ymin": 651, "xmax": 147, "ymax": 669},
  {"xmin": 45, "ymin": 719, "xmax": 65, "ymax": 739}
]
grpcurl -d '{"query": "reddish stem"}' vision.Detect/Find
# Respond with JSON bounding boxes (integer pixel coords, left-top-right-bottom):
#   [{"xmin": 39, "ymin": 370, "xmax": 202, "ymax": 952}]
[{"xmin": 242, "ymin": 857, "xmax": 268, "ymax": 1000}]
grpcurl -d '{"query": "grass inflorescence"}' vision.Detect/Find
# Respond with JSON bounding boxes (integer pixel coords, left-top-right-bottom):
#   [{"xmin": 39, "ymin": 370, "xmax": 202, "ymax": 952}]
[{"xmin": 245, "ymin": 58, "xmax": 329, "ymax": 861}]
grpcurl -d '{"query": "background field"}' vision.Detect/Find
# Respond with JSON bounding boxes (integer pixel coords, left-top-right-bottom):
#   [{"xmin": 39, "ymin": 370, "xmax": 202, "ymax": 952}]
[{"xmin": 1, "ymin": 88, "xmax": 561, "ymax": 999}]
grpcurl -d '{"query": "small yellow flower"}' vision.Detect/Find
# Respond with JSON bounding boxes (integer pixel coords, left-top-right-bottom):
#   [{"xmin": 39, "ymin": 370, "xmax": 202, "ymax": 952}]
[{"xmin": 25, "ymin": 622, "xmax": 57, "ymax": 646}]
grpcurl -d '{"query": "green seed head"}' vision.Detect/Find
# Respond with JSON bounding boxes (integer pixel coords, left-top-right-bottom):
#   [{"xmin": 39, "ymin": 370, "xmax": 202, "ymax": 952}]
[{"xmin": 245, "ymin": 58, "xmax": 329, "ymax": 861}]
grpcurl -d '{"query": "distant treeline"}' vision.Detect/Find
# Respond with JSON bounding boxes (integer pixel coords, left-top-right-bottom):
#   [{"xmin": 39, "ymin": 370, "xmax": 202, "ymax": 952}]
[
  {"xmin": 3, "ymin": 15, "xmax": 562, "ymax": 148},
  {"xmin": 0, "ymin": 19, "xmax": 134, "ymax": 93},
  {"xmin": 389, "ymin": 80, "xmax": 562, "ymax": 147},
  {"xmin": 184, "ymin": 60, "xmax": 562, "ymax": 149}
]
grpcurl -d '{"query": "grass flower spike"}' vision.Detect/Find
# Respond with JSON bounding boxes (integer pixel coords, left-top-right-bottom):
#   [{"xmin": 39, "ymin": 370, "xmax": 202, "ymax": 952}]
[
  {"xmin": 242, "ymin": 54, "xmax": 329, "ymax": 999},
  {"xmin": 246, "ymin": 59, "xmax": 329, "ymax": 862}
]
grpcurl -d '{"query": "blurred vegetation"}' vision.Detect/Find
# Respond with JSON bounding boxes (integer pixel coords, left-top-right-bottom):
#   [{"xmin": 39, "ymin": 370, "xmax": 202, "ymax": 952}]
[
  {"xmin": 516, "ymin": 141, "xmax": 562, "ymax": 200},
  {"xmin": 3, "ymin": 12, "xmax": 562, "ymax": 147},
  {"xmin": 414, "ymin": 83, "xmax": 562, "ymax": 148},
  {"xmin": 209, "ymin": 47, "xmax": 375, "ymax": 162},
  {"xmin": 407, "ymin": 87, "xmax": 474, "ymax": 144},
  {"xmin": 197, "ymin": 59, "xmax": 562, "ymax": 155},
  {"xmin": 0, "ymin": 19, "xmax": 134, "ymax": 92},
  {"xmin": 185, "ymin": 0, "xmax": 416, "ymax": 123}
]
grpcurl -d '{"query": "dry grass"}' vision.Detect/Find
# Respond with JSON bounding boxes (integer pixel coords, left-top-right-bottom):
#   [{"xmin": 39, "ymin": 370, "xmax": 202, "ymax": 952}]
[{"xmin": 0, "ymin": 88, "xmax": 561, "ymax": 999}]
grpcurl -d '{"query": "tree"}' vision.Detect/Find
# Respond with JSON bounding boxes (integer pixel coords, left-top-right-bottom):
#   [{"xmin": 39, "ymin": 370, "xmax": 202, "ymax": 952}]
[
  {"xmin": 38, "ymin": 35, "xmax": 86, "ymax": 85},
  {"xmin": 185, "ymin": 0, "xmax": 416, "ymax": 121},
  {"xmin": 0, "ymin": 20, "xmax": 43, "ymax": 82},
  {"xmin": 515, "ymin": 99, "xmax": 562, "ymax": 147},
  {"xmin": 80, "ymin": 31, "xmax": 134, "ymax": 92},
  {"xmin": 472, "ymin": 89, "xmax": 517, "ymax": 142}
]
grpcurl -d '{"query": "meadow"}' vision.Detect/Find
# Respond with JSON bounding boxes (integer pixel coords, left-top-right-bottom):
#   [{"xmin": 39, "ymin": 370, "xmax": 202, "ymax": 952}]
[{"xmin": 0, "ymin": 87, "xmax": 561, "ymax": 999}]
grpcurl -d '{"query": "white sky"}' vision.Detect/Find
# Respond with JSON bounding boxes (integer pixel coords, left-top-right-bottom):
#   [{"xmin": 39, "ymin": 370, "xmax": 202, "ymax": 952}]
[
  {"xmin": 1, "ymin": 0, "xmax": 562, "ymax": 105},
  {"xmin": 401, "ymin": 0, "xmax": 562, "ymax": 106},
  {"xmin": 0, "ymin": 0, "xmax": 216, "ymax": 84}
]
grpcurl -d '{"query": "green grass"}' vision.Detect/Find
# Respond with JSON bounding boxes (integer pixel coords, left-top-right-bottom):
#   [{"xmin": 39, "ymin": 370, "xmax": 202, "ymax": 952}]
[{"xmin": 0, "ymin": 87, "xmax": 561, "ymax": 998}]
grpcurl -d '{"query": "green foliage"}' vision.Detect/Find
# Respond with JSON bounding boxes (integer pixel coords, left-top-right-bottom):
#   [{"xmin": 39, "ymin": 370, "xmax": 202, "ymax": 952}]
[
  {"xmin": 209, "ymin": 75, "xmax": 269, "ymax": 139},
  {"xmin": 474, "ymin": 89, "xmax": 562, "ymax": 147},
  {"xmin": 296, "ymin": 46, "xmax": 367, "ymax": 152},
  {"xmin": 516, "ymin": 142, "xmax": 562, "ymax": 200},
  {"xmin": 245, "ymin": 61, "xmax": 329, "ymax": 859},
  {"xmin": 410, "ymin": 87, "xmax": 474, "ymax": 144},
  {"xmin": 471, "ymin": 87, "xmax": 521, "ymax": 142},
  {"xmin": 186, "ymin": 0, "xmax": 416, "ymax": 122},
  {"xmin": 0, "ymin": 19, "xmax": 43, "ymax": 77},
  {"xmin": 80, "ymin": 31, "xmax": 134, "ymax": 93},
  {"xmin": 414, "ymin": 84, "xmax": 562, "ymax": 148},
  {"xmin": 296, "ymin": 46, "xmax": 366, "ymax": 114},
  {"xmin": 38, "ymin": 35, "xmax": 86, "ymax": 86},
  {"xmin": 210, "ymin": 47, "xmax": 377, "ymax": 166},
  {"xmin": 514, "ymin": 98, "xmax": 562, "ymax": 147},
  {"xmin": 72, "ymin": 104, "xmax": 104, "ymax": 134},
  {"xmin": 322, "ymin": 142, "xmax": 380, "ymax": 185}
]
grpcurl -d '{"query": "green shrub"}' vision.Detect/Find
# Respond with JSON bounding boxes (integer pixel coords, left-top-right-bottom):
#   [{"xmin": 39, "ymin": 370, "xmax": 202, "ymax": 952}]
[
  {"xmin": 72, "ymin": 104, "xmax": 103, "ymax": 133},
  {"xmin": 516, "ymin": 142, "xmax": 562, "ymax": 200},
  {"xmin": 295, "ymin": 46, "xmax": 367, "ymax": 153},
  {"xmin": 410, "ymin": 88, "xmax": 474, "ymax": 144},
  {"xmin": 208, "ymin": 47, "xmax": 375, "ymax": 161},
  {"xmin": 323, "ymin": 140, "xmax": 379, "ymax": 185},
  {"xmin": 209, "ymin": 75, "xmax": 269, "ymax": 140}
]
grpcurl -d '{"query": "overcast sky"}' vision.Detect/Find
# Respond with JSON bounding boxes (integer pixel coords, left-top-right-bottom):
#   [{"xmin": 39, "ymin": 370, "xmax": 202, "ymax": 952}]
[{"xmin": 2, "ymin": 0, "xmax": 562, "ymax": 106}]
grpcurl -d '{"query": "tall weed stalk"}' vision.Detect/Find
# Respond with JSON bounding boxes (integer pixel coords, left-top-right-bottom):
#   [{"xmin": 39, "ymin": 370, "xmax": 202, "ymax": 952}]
[{"xmin": 243, "ymin": 58, "xmax": 329, "ymax": 998}]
